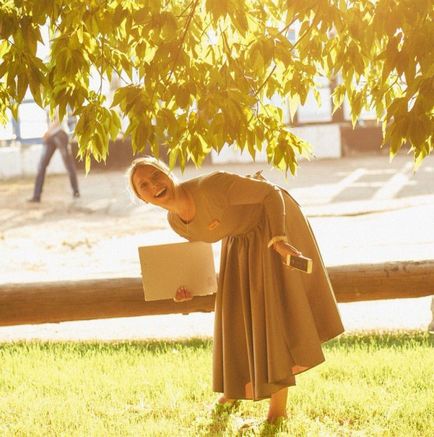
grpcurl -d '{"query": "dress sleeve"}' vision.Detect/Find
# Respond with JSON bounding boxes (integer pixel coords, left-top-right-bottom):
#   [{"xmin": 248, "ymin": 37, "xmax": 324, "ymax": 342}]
[{"xmin": 204, "ymin": 172, "xmax": 287, "ymax": 247}]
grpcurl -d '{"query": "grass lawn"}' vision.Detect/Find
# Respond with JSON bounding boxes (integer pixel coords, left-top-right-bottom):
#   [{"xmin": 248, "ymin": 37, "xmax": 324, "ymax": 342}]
[{"xmin": 0, "ymin": 331, "xmax": 433, "ymax": 437}]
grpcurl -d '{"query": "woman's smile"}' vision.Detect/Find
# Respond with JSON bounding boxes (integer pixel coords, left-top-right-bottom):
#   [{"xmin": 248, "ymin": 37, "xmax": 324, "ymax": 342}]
[
  {"xmin": 132, "ymin": 165, "xmax": 174, "ymax": 206},
  {"xmin": 154, "ymin": 187, "xmax": 167, "ymax": 198}
]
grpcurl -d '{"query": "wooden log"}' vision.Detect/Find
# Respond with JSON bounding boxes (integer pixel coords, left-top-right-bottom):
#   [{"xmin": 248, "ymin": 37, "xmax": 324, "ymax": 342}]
[
  {"xmin": 1, "ymin": 260, "xmax": 433, "ymax": 326},
  {"xmin": 328, "ymin": 259, "xmax": 434, "ymax": 302},
  {"xmin": 0, "ymin": 277, "xmax": 215, "ymax": 327}
]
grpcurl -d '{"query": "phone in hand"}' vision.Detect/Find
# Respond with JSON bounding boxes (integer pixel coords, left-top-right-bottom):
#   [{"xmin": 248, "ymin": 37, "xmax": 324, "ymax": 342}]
[{"xmin": 285, "ymin": 254, "xmax": 313, "ymax": 274}]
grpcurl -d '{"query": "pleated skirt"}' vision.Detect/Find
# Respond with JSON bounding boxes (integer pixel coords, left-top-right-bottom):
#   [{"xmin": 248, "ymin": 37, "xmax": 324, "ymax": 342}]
[{"xmin": 212, "ymin": 212, "xmax": 342, "ymax": 400}]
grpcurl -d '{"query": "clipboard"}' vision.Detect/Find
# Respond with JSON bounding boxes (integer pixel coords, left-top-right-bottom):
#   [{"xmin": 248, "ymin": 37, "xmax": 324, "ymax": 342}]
[{"xmin": 138, "ymin": 241, "xmax": 217, "ymax": 301}]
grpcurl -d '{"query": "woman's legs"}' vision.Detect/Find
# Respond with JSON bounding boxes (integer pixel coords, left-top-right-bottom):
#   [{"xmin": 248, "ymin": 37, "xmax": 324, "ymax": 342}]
[
  {"xmin": 217, "ymin": 396, "xmax": 235, "ymax": 404},
  {"xmin": 267, "ymin": 387, "xmax": 288, "ymax": 422},
  {"xmin": 217, "ymin": 383, "xmax": 288, "ymax": 423},
  {"xmin": 217, "ymin": 381, "xmax": 253, "ymax": 404}
]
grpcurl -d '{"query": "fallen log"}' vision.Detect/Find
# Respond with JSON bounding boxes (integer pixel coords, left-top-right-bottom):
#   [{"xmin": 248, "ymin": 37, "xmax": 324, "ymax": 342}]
[
  {"xmin": 329, "ymin": 260, "xmax": 434, "ymax": 302},
  {"xmin": 1, "ymin": 260, "xmax": 433, "ymax": 326}
]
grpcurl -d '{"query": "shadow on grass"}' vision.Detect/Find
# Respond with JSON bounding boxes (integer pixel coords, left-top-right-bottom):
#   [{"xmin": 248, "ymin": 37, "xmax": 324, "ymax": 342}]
[
  {"xmin": 198, "ymin": 404, "xmax": 289, "ymax": 437},
  {"xmin": 257, "ymin": 419, "xmax": 289, "ymax": 437},
  {"xmin": 195, "ymin": 402, "xmax": 240, "ymax": 436},
  {"xmin": 230, "ymin": 417, "xmax": 289, "ymax": 437}
]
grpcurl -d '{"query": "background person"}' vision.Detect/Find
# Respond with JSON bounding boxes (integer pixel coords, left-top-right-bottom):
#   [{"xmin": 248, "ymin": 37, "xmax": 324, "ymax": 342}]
[
  {"xmin": 29, "ymin": 114, "xmax": 80, "ymax": 202},
  {"xmin": 127, "ymin": 156, "xmax": 344, "ymax": 423}
]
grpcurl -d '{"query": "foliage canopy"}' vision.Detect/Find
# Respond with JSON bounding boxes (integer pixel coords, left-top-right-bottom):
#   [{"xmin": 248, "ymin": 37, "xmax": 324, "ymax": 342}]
[{"xmin": 0, "ymin": 0, "xmax": 433, "ymax": 172}]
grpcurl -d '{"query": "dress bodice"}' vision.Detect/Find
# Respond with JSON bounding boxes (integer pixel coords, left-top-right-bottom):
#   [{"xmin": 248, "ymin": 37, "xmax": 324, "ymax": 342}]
[{"xmin": 168, "ymin": 173, "xmax": 266, "ymax": 242}]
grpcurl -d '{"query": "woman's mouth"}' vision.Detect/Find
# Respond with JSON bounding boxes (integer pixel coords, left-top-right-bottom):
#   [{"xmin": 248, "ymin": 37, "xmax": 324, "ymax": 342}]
[{"xmin": 154, "ymin": 187, "xmax": 167, "ymax": 199}]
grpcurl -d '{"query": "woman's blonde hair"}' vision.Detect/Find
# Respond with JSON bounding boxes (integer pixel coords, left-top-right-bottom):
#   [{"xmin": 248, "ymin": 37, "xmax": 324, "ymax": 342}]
[{"xmin": 126, "ymin": 156, "xmax": 176, "ymax": 202}]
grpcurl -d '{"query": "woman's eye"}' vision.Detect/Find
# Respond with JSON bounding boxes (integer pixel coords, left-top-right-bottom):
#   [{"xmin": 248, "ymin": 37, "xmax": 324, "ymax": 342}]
[{"xmin": 151, "ymin": 171, "xmax": 163, "ymax": 182}]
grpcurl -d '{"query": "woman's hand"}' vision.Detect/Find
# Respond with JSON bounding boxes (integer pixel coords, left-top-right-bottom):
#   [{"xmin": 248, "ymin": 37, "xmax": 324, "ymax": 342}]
[
  {"xmin": 174, "ymin": 286, "xmax": 192, "ymax": 302},
  {"xmin": 273, "ymin": 240, "xmax": 302, "ymax": 261}
]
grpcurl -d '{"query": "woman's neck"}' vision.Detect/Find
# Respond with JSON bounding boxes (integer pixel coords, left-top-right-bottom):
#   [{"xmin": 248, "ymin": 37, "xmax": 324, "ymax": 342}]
[{"xmin": 173, "ymin": 184, "xmax": 195, "ymax": 222}]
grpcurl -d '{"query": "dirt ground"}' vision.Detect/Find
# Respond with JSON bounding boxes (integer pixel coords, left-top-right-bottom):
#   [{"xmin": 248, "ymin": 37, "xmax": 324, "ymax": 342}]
[{"xmin": 1, "ymin": 157, "xmax": 433, "ymax": 340}]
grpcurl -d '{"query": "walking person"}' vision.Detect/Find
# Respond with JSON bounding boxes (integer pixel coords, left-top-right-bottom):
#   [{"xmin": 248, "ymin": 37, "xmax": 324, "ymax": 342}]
[
  {"xmin": 29, "ymin": 114, "xmax": 80, "ymax": 202},
  {"xmin": 127, "ymin": 156, "xmax": 344, "ymax": 423}
]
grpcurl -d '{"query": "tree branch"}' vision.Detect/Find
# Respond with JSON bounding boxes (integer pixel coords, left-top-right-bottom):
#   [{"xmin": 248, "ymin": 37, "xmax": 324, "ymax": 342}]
[
  {"xmin": 149, "ymin": 0, "xmax": 199, "ymax": 106},
  {"xmin": 292, "ymin": 16, "xmax": 317, "ymax": 52},
  {"xmin": 165, "ymin": 0, "xmax": 199, "ymax": 86},
  {"xmin": 254, "ymin": 64, "xmax": 277, "ymax": 97},
  {"xmin": 220, "ymin": 25, "xmax": 272, "ymax": 123},
  {"xmin": 99, "ymin": 35, "xmax": 105, "ymax": 95},
  {"xmin": 254, "ymin": 12, "xmax": 318, "ymax": 100}
]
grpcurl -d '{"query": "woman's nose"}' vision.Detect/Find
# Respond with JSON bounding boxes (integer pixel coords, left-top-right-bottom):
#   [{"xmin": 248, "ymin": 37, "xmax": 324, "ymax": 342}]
[{"xmin": 150, "ymin": 181, "xmax": 159, "ymax": 193}]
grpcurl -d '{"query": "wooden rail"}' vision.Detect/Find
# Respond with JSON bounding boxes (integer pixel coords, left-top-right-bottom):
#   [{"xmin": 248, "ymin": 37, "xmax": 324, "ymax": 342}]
[{"xmin": 1, "ymin": 260, "xmax": 433, "ymax": 327}]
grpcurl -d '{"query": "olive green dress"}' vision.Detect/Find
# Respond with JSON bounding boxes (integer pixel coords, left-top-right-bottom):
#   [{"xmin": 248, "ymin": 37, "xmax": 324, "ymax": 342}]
[{"xmin": 168, "ymin": 171, "xmax": 344, "ymax": 400}]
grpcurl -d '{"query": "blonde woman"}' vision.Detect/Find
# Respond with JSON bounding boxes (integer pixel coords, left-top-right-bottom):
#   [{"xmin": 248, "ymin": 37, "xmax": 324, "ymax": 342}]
[{"xmin": 127, "ymin": 156, "xmax": 344, "ymax": 423}]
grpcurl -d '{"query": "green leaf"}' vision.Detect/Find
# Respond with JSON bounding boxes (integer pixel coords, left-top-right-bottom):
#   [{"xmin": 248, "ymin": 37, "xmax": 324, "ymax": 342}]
[
  {"xmin": 332, "ymin": 84, "xmax": 346, "ymax": 113},
  {"xmin": 85, "ymin": 154, "xmax": 91, "ymax": 174},
  {"xmin": 109, "ymin": 111, "xmax": 121, "ymax": 140},
  {"xmin": 16, "ymin": 69, "xmax": 28, "ymax": 103},
  {"xmin": 168, "ymin": 146, "xmax": 179, "ymax": 169},
  {"xmin": 175, "ymin": 86, "xmax": 190, "ymax": 108}
]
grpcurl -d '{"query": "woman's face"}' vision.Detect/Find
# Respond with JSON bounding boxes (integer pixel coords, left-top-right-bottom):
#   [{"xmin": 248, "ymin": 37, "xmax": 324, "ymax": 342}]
[{"xmin": 132, "ymin": 165, "xmax": 175, "ymax": 207}]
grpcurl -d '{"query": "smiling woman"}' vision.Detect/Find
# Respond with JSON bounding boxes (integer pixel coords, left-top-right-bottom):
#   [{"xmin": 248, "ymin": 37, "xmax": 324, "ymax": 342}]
[
  {"xmin": 127, "ymin": 157, "xmax": 196, "ymax": 223},
  {"xmin": 133, "ymin": 166, "xmax": 172, "ymax": 203},
  {"xmin": 126, "ymin": 156, "xmax": 344, "ymax": 423},
  {"xmin": 126, "ymin": 157, "xmax": 175, "ymax": 202}
]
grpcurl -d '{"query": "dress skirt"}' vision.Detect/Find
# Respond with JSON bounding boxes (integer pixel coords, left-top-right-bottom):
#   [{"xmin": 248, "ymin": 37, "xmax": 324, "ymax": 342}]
[{"xmin": 212, "ymin": 191, "xmax": 344, "ymax": 401}]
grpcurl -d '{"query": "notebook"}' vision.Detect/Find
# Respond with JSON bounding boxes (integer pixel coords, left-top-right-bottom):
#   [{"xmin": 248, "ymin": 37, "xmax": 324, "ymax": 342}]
[{"xmin": 138, "ymin": 241, "xmax": 217, "ymax": 301}]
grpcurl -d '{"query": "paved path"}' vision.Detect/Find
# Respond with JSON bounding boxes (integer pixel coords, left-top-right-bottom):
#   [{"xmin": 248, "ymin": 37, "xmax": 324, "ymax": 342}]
[{"xmin": 0, "ymin": 154, "xmax": 433, "ymax": 340}]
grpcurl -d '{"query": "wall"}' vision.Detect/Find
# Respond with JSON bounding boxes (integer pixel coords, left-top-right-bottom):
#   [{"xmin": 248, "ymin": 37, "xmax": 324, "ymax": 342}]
[
  {"xmin": 0, "ymin": 144, "xmax": 69, "ymax": 179},
  {"xmin": 2, "ymin": 124, "xmax": 393, "ymax": 180},
  {"xmin": 211, "ymin": 123, "xmax": 342, "ymax": 164}
]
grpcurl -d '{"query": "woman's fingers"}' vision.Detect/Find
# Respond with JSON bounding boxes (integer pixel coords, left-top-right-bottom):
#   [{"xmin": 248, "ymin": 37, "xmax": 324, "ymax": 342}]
[
  {"xmin": 286, "ymin": 243, "xmax": 302, "ymax": 255},
  {"xmin": 174, "ymin": 287, "xmax": 183, "ymax": 302},
  {"xmin": 273, "ymin": 240, "xmax": 302, "ymax": 257},
  {"xmin": 174, "ymin": 286, "xmax": 193, "ymax": 302},
  {"xmin": 279, "ymin": 242, "xmax": 302, "ymax": 257}
]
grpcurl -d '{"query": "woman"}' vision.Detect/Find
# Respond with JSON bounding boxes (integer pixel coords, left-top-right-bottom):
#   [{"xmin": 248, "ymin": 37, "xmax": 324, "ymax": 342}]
[{"xmin": 127, "ymin": 156, "xmax": 344, "ymax": 423}]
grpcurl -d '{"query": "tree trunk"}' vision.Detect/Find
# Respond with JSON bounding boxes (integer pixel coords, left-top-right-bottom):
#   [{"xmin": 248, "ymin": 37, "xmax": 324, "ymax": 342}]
[{"xmin": 1, "ymin": 260, "xmax": 433, "ymax": 326}]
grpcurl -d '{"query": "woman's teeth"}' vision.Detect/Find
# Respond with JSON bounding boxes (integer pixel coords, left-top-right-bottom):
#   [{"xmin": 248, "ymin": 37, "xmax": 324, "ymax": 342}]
[{"xmin": 155, "ymin": 188, "xmax": 167, "ymax": 198}]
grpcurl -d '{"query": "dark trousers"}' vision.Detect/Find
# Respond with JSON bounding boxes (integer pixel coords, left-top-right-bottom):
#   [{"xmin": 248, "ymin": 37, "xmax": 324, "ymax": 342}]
[{"xmin": 32, "ymin": 130, "xmax": 79, "ymax": 200}]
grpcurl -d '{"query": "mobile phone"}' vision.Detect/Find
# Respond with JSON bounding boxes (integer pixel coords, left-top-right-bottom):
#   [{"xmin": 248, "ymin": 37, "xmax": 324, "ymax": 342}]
[{"xmin": 285, "ymin": 254, "xmax": 313, "ymax": 274}]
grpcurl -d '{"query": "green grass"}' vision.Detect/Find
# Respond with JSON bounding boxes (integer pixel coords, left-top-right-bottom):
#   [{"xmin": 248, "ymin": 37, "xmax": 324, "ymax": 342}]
[{"xmin": 0, "ymin": 331, "xmax": 433, "ymax": 437}]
